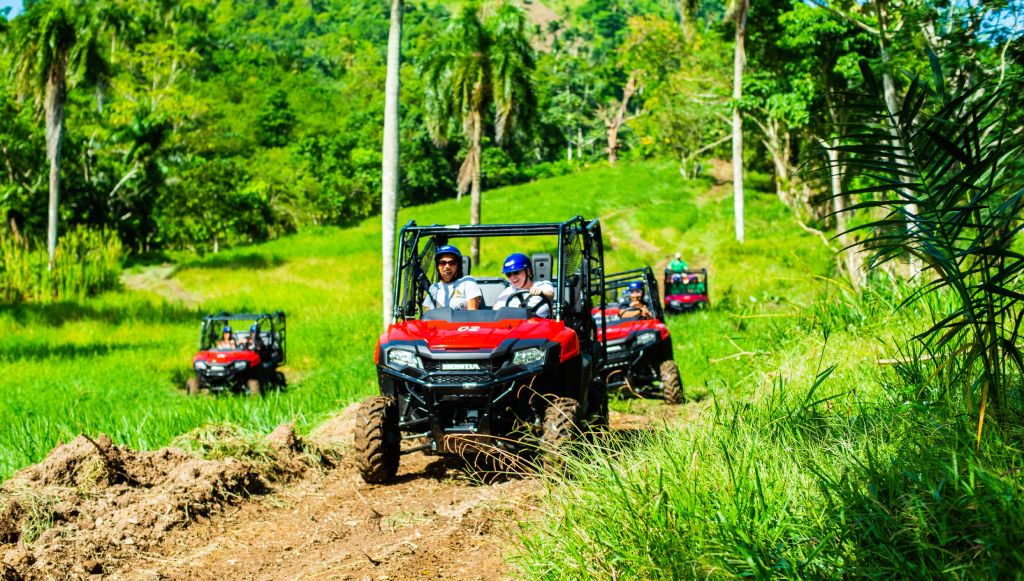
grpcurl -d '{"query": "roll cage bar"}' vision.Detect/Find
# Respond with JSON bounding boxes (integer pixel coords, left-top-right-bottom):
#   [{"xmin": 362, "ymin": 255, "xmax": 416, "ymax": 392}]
[
  {"xmin": 603, "ymin": 267, "xmax": 665, "ymax": 320},
  {"xmin": 391, "ymin": 216, "xmax": 606, "ymax": 324},
  {"xmin": 199, "ymin": 311, "xmax": 287, "ymax": 359}
]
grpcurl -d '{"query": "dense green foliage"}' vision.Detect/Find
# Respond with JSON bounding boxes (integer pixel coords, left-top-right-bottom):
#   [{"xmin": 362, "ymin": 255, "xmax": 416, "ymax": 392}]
[{"xmin": 1, "ymin": 0, "xmax": 1017, "ymax": 262}]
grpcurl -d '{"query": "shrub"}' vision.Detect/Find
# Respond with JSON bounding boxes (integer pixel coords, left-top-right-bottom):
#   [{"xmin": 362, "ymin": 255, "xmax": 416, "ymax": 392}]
[{"xmin": 0, "ymin": 227, "xmax": 122, "ymax": 303}]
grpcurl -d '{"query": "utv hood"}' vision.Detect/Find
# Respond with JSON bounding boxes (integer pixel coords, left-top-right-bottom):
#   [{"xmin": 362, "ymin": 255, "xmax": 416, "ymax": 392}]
[
  {"xmin": 378, "ymin": 317, "xmax": 580, "ymax": 362},
  {"xmin": 598, "ymin": 318, "xmax": 669, "ymax": 342},
  {"xmin": 194, "ymin": 349, "xmax": 262, "ymax": 366}
]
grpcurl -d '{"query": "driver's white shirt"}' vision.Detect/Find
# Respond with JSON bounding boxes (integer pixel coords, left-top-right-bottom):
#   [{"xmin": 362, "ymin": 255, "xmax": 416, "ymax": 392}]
[
  {"xmin": 423, "ymin": 276, "xmax": 482, "ymax": 310},
  {"xmin": 494, "ymin": 280, "xmax": 554, "ymax": 318}
]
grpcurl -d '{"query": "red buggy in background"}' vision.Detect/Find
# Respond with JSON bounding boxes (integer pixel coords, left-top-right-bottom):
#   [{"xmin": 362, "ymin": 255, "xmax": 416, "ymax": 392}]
[{"xmin": 594, "ymin": 267, "xmax": 683, "ymax": 404}]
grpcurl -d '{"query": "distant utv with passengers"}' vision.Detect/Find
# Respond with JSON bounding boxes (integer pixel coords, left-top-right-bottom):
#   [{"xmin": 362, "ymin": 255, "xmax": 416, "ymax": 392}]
[
  {"xmin": 422, "ymin": 244, "xmax": 482, "ymax": 311},
  {"xmin": 493, "ymin": 253, "xmax": 555, "ymax": 318}
]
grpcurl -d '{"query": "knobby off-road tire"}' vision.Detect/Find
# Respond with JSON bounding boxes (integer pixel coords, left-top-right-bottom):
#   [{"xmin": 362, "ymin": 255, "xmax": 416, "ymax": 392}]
[
  {"xmin": 246, "ymin": 378, "xmax": 263, "ymax": 397},
  {"xmin": 354, "ymin": 396, "xmax": 400, "ymax": 484},
  {"xmin": 186, "ymin": 376, "xmax": 201, "ymax": 396},
  {"xmin": 541, "ymin": 397, "xmax": 580, "ymax": 473},
  {"xmin": 660, "ymin": 359, "xmax": 684, "ymax": 404}
]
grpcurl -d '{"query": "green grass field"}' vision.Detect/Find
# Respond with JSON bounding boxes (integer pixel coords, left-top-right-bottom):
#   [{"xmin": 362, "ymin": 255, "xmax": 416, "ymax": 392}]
[{"xmin": 0, "ymin": 159, "xmax": 833, "ymax": 480}]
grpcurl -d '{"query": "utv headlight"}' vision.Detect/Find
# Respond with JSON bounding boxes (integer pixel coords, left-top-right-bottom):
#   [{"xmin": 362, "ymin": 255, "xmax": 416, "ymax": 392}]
[
  {"xmin": 512, "ymin": 347, "xmax": 546, "ymax": 366},
  {"xmin": 636, "ymin": 331, "xmax": 658, "ymax": 345},
  {"xmin": 232, "ymin": 361, "xmax": 249, "ymax": 370},
  {"xmin": 388, "ymin": 348, "xmax": 422, "ymax": 369},
  {"xmin": 194, "ymin": 361, "xmax": 208, "ymax": 370}
]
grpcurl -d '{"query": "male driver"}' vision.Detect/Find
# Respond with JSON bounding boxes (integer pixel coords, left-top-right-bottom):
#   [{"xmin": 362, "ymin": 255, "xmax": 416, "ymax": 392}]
[
  {"xmin": 669, "ymin": 252, "xmax": 688, "ymax": 274},
  {"xmin": 493, "ymin": 253, "xmax": 555, "ymax": 318},
  {"xmin": 619, "ymin": 281, "xmax": 652, "ymax": 319},
  {"xmin": 423, "ymin": 244, "xmax": 482, "ymax": 310}
]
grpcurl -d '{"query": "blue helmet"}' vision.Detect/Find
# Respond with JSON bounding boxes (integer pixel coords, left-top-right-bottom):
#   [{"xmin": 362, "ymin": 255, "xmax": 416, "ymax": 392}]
[
  {"xmin": 434, "ymin": 244, "xmax": 462, "ymax": 260},
  {"xmin": 250, "ymin": 323, "xmax": 259, "ymax": 332},
  {"xmin": 627, "ymin": 281, "xmax": 644, "ymax": 292},
  {"xmin": 502, "ymin": 253, "xmax": 531, "ymax": 274},
  {"xmin": 222, "ymin": 325, "xmax": 233, "ymax": 333}
]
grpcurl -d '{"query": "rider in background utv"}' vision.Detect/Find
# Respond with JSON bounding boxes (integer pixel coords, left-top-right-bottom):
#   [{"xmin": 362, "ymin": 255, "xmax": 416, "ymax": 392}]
[
  {"xmin": 493, "ymin": 253, "xmax": 555, "ymax": 317},
  {"xmin": 422, "ymin": 244, "xmax": 482, "ymax": 311},
  {"xmin": 619, "ymin": 281, "xmax": 653, "ymax": 319}
]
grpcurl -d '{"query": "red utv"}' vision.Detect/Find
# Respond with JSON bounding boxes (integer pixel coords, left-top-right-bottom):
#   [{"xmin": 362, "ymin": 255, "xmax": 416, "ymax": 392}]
[
  {"xmin": 186, "ymin": 312, "xmax": 286, "ymax": 396},
  {"xmin": 595, "ymin": 268, "xmax": 683, "ymax": 404},
  {"xmin": 664, "ymin": 267, "xmax": 709, "ymax": 313},
  {"xmin": 354, "ymin": 216, "xmax": 608, "ymax": 483}
]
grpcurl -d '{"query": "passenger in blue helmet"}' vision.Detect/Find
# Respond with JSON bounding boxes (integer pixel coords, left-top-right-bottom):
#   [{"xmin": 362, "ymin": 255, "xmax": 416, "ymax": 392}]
[
  {"xmin": 423, "ymin": 244, "xmax": 482, "ymax": 311},
  {"xmin": 494, "ymin": 253, "xmax": 555, "ymax": 317},
  {"xmin": 217, "ymin": 325, "xmax": 237, "ymax": 350},
  {"xmin": 619, "ymin": 280, "xmax": 652, "ymax": 319},
  {"xmin": 245, "ymin": 323, "xmax": 262, "ymax": 351}
]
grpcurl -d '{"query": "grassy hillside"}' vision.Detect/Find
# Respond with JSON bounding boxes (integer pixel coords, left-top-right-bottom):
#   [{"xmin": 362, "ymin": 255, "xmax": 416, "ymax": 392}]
[{"xmin": 0, "ymin": 159, "xmax": 833, "ymax": 480}]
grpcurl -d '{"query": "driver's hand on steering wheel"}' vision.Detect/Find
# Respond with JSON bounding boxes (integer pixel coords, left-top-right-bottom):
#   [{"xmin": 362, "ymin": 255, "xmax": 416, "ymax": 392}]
[
  {"xmin": 529, "ymin": 286, "xmax": 544, "ymax": 296},
  {"xmin": 630, "ymin": 301, "xmax": 651, "ymax": 317}
]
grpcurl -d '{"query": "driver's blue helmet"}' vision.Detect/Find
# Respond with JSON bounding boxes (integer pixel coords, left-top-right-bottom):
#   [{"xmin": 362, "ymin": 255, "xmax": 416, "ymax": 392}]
[
  {"xmin": 434, "ymin": 244, "xmax": 462, "ymax": 260},
  {"xmin": 223, "ymin": 325, "xmax": 232, "ymax": 333},
  {"xmin": 628, "ymin": 281, "xmax": 644, "ymax": 292},
  {"xmin": 250, "ymin": 323, "xmax": 259, "ymax": 332},
  {"xmin": 502, "ymin": 253, "xmax": 531, "ymax": 274}
]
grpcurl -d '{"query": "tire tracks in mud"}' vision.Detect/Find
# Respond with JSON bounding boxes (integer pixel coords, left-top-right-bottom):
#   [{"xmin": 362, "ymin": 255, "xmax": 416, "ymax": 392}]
[{"xmin": 106, "ymin": 405, "xmax": 688, "ymax": 580}]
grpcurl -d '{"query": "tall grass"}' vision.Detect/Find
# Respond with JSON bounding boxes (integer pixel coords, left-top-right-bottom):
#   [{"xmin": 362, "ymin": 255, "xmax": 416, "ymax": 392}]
[
  {"xmin": 0, "ymin": 227, "xmax": 123, "ymax": 303},
  {"xmin": 516, "ymin": 365, "xmax": 1024, "ymax": 578}
]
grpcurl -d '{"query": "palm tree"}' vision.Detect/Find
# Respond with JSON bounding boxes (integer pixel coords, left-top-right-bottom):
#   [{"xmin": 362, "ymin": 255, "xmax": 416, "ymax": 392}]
[
  {"xmin": 8, "ymin": 0, "xmax": 119, "ymax": 269},
  {"xmin": 728, "ymin": 0, "xmax": 749, "ymax": 244},
  {"xmin": 381, "ymin": 0, "xmax": 403, "ymax": 329},
  {"xmin": 421, "ymin": 2, "xmax": 536, "ymax": 265}
]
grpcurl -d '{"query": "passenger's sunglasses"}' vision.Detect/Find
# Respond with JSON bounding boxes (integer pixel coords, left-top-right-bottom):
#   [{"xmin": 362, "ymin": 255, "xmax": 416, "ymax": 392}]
[
  {"xmin": 437, "ymin": 259, "xmax": 458, "ymax": 267},
  {"xmin": 505, "ymin": 269, "xmax": 525, "ymax": 278}
]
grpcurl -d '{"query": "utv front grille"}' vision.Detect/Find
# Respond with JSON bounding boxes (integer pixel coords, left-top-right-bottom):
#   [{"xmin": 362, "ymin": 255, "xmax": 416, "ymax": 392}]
[
  {"xmin": 423, "ymin": 359, "xmax": 500, "ymax": 373},
  {"xmin": 429, "ymin": 373, "xmax": 493, "ymax": 385}
]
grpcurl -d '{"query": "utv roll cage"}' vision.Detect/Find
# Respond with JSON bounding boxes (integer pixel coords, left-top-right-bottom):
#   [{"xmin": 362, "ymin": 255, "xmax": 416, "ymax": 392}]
[
  {"xmin": 392, "ymin": 216, "xmax": 607, "ymax": 326},
  {"xmin": 199, "ymin": 311, "xmax": 287, "ymax": 360}
]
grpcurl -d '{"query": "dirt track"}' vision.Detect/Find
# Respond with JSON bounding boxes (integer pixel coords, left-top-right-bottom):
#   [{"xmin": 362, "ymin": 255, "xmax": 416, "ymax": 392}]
[{"xmin": 1, "ymin": 403, "xmax": 687, "ymax": 580}]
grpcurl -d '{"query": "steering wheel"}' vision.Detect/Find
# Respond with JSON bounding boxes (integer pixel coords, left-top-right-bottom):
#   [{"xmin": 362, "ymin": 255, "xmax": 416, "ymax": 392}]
[
  {"xmin": 505, "ymin": 289, "xmax": 553, "ymax": 316},
  {"xmin": 618, "ymin": 305, "xmax": 647, "ymax": 319}
]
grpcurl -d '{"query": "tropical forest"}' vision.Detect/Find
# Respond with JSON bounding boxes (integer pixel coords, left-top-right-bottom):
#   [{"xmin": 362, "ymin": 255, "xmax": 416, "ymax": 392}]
[{"xmin": 0, "ymin": 0, "xmax": 1023, "ymax": 577}]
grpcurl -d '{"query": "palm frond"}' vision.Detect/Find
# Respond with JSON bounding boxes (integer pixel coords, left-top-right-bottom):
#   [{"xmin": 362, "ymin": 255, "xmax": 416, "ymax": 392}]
[{"xmin": 821, "ymin": 61, "xmax": 1024, "ymax": 432}]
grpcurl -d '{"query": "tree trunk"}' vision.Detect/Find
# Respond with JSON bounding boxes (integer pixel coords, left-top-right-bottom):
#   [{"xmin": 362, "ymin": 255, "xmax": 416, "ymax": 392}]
[
  {"xmin": 44, "ymin": 59, "xmax": 68, "ymax": 271},
  {"xmin": 827, "ymin": 142, "xmax": 864, "ymax": 289},
  {"xmin": 381, "ymin": 0, "xmax": 403, "ymax": 328},
  {"xmin": 876, "ymin": 0, "xmax": 921, "ymax": 279},
  {"xmin": 605, "ymin": 72, "xmax": 638, "ymax": 167},
  {"xmin": 469, "ymin": 110, "xmax": 482, "ymax": 266},
  {"xmin": 732, "ymin": 0, "xmax": 748, "ymax": 244},
  {"xmin": 759, "ymin": 117, "xmax": 792, "ymax": 207}
]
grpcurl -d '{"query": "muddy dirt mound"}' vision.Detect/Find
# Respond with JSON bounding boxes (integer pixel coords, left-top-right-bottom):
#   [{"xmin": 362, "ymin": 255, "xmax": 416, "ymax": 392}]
[
  {"xmin": 0, "ymin": 425, "xmax": 332, "ymax": 579},
  {"xmin": 309, "ymin": 402, "xmax": 361, "ymax": 446}
]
